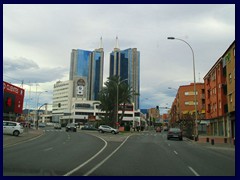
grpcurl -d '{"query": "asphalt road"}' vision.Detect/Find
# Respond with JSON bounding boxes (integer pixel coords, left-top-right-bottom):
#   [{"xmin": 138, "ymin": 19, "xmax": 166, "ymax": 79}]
[
  {"xmin": 3, "ymin": 128, "xmax": 235, "ymax": 176},
  {"xmin": 87, "ymin": 132, "xmax": 235, "ymax": 176},
  {"xmin": 3, "ymin": 128, "xmax": 104, "ymax": 176}
]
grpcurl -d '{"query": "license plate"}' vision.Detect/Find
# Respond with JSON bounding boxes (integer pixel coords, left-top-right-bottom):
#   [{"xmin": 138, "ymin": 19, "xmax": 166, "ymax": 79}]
[{"xmin": 173, "ymin": 135, "xmax": 178, "ymax": 137}]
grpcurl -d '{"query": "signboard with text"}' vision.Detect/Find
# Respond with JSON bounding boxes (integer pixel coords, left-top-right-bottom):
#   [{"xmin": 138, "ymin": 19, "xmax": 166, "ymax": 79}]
[{"xmin": 3, "ymin": 81, "xmax": 25, "ymax": 114}]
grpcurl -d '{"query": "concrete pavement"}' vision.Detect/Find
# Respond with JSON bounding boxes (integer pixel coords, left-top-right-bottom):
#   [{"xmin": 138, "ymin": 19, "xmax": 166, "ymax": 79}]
[{"xmin": 3, "ymin": 128, "xmax": 44, "ymax": 148}]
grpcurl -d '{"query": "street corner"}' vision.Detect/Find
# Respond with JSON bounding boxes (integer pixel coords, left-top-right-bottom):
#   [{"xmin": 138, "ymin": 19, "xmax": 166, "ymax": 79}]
[{"xmin": 3, "ymin": 128, "xmax": 45, "ymax": 148}]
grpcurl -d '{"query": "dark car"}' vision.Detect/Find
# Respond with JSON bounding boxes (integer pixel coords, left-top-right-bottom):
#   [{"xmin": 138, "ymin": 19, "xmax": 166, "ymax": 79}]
[
  {"xmin": 167, "ymin": 128, "xmax": 183, "ymax": 141},
  {"xmin": 81, "ymin": 125, "xmax": 97, "ymax": 131},
  {"xmin": 66, "ymin": 123, "xmax": 77, "ymax": 132}
]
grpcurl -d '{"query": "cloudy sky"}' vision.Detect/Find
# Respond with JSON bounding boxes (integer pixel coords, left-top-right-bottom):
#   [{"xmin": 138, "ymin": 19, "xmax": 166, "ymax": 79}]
[{"xmin": 3, "ymin": 4, "xmax": 235, "ymax": 113}]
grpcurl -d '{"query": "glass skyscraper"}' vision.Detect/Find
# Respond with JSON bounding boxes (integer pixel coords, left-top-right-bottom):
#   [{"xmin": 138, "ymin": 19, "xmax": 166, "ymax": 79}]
[
  {"xmin": 70, "ymin": 48, "xmax": 104, "ymax": 101},
  {"xmin": 110, "ymin": 47, "xmax": 140, "ymax": 110}
]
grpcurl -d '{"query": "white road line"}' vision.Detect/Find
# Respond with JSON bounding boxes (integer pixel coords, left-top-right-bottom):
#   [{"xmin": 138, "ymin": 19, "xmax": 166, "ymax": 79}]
[
  {"xmin": 43, "ymin": 147, "xmax": 53, "ymax": 152},
  {"xmin": 188, "ymin": 166, "xmax": 200, "ymax": 176},
  {"xmin": 64, "ymin": 136, "xmax": 108, "ymax": 176},
  {"xmin": 83, "ymin": 135, "xmax": 131, "ymax": 176},
  {"xmin": 174, "ymin": 150, "xmax": 178, "ymax": 155}
]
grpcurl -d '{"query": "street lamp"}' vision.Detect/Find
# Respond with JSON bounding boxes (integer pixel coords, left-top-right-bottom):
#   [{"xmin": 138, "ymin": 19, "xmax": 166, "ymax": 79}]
[
  {"xmin": 37, "ymin": 103, "xmax": 47, "ymax": 130},
  {"xmin": 168, "ymin": 87, "xmax": 178, "ymax": 91},
  {"xmin": 116, "ymin": 78, "xmax": 128, "ymax": 128},
  {"xmin": 36, "ymin": 91, "xmax": 48, "ymax": 129},
  {"xmin": 37, "ymin": 91, "xmax": 48, "ymax": 109},
  {"xmin": 167, "ymin": 37, "xmax": 198, "ymax": 141}
]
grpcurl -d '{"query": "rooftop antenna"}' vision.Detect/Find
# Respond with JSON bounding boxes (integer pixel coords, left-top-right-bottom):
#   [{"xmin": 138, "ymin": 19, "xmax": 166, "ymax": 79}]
[
  {"xmin": 99, "ymin": 36, "xmax": 103, "ymax": 49},
  {"xmin": 115, "ymin": 36, "xmax": 119, "ymax": 49}
]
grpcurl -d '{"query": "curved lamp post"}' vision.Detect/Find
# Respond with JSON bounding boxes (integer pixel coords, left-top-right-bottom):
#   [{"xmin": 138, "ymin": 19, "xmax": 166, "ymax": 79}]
[
  {"xmin": 36, "ymin": 91, "xmax": 48, "ymax": 129},
  {"xmin": 37, "ymin": 103, "xmax": 47, "ymax": 130},
  {"xmin": 168, "ymin": 87, "xmax": 178, "ymax": 91},
  {"xmin": 167, "ymin": 37, "xmax": 198, "ymax": 141}
]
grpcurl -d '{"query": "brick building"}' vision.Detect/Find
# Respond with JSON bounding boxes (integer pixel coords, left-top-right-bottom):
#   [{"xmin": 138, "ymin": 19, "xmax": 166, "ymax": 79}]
[{"xmin": 203, "ymin": 40, "xmax": 235, "ymax": 144}]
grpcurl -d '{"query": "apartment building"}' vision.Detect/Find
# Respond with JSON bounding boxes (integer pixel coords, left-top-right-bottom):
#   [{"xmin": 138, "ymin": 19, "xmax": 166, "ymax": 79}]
[
  {"xmin": 225, "ymin": 41, "xmax": 235, "ymax": 142},
  {"xmin": 170, "ymin": 83, "xmax": 205, "ymax": 121},
  {"xmin": 203, "ymin": 40, "xmax": 235, "ymax": 143}
]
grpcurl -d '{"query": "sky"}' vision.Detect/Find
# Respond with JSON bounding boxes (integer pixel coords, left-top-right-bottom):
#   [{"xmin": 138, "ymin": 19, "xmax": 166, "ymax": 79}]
[{"xmin": 3, "ymin": 4, "xmax": 235, "ymax": 114}]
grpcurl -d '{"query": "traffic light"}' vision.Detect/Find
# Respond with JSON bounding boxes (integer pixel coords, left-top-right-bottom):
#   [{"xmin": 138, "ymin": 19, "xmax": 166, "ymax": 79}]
[{"xmin": 156, "ymin": 106, "xmax": 159, "ymax": 110}]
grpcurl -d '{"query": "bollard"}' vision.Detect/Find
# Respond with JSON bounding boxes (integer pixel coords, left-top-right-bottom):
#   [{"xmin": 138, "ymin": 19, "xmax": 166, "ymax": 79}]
[
  {"xmin": 224, "ymin": 138, "xmax": 227, "ymax": 143},
  {"xmin": 211, "ymin": 139, "xmax": 214, "ymax": 145},
  {"xmin": 206, "ymin": 137, "xmax": 209, "ymax": 143}
]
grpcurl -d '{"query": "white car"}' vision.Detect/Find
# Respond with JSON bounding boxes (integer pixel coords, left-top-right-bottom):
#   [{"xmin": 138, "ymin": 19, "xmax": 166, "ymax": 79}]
[
  {"xmin": 98, "ymin": 125, "xmax": 119, "ymax": 134},
  {"xmin": 54, "ymin": 123, "xmax": 62, "ymax": 129},
  {"xmin": 3, "ymin": 121, "xmax": 24, "ymax": 136}
]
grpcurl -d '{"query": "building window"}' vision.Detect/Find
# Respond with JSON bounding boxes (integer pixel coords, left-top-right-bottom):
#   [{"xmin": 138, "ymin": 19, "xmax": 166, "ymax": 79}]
[
  {"xmin": 185, "ymin": 101, "xmax": 190, "ymax": 105},
  {"xmin": 229, "ymin": 94, "xmax": 233, "ymax": 103},
  {"xmin": 233, "ymin": 48, "xmax": 235, "ymax": 57},
  {"xmin": 229, "ymin": 73, "xmax": 232, "ymax": 83},
  {"xmin": 233, "ymin": 68, "xmax": 235, "ymax": 80}
]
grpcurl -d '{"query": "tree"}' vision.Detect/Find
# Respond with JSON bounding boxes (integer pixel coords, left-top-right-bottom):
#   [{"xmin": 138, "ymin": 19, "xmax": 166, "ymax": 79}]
[
  {"xmin": 118, "ymin": 82, "xmax": 133, "ymax": 125},
  {"xmin": 98, "ymin": 75, "xmax": 133, "ymax": 127}
]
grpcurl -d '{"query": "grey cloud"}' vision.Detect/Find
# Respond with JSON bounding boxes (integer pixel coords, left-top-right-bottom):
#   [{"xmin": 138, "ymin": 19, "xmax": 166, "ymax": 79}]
[{"xmin": 3, "ymin": 57, "xmax": 68, "ymax": 83}]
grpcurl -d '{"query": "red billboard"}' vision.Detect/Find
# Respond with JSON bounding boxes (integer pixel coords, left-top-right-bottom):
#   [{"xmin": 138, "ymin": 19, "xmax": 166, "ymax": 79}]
[{"xmin": 3, "ymin": 81, "xmax": 25, "ymax": 114}]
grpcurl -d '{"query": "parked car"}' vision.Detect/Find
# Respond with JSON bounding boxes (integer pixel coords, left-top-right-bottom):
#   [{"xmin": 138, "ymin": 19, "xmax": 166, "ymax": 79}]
[
  {"xmin": 81, "ymin": 125, "xmax": 97, "ymax": 131},
  {"xmin": 3, "ymin": 121, "xmax": 24, "ymax": 136},
  {"xmin": 54, "ymin": 123, "xmax": 62, "ymax": 129},
  {"xmin": 38, "ymin": 123, "xmax": 46, "ymax": 128},
  {"xmin": 98, "ymin": 125, "xmax": 119, "ymax": 134},
  {"xmin": 167, "ymin": 128, "xmax": 183, "ymax": 141},
  {"xmin": 163, "ymin": 126, "xmax": 169, "ymax": 131},
  {"xmin": 66, "ymin": 123, "xmax": 77, "ymax": 132},
  {"xmin": 156, "ymin": 126, "xmax": 161, "ymax": 133}
]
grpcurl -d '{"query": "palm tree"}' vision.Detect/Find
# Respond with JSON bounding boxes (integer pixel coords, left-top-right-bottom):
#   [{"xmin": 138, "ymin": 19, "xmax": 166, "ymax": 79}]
[
  {"xmin": 98, "ymin": 75, "xmax": 133, "ymax": 127},
  {"xmin": 118, "ymin": 82, "xmax": 133, "ymax": 125}
]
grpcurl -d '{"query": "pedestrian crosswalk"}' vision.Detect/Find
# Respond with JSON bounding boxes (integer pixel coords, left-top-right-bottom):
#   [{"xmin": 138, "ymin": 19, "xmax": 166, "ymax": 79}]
[{"xmin": 43, "ymin": 129, "xmax": 65, "ymax": 132}]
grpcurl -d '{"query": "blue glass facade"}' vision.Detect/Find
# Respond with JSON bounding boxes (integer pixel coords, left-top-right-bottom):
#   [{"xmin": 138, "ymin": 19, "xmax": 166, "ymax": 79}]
[
  {"xmin": 109, "ymin": 48, "xmax": 140, "ymax": 110},
  {"xmin": 70, "ymin": 48, "xmax": 104, "ymax": 101},
  {"xmin": 92, "ymin": 51, "xmax": 102, "ymax": 100},
  {"xmin": 77, "ymin": 50, "xmax": 91, "ymax": 77}
]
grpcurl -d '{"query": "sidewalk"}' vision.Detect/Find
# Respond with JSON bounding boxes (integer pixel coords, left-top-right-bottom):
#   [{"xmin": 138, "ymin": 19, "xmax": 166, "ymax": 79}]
[
  {"xmin": 185, "ymin": 137, "xmax": 235, "ymax": 151},
  {"xmin": 3, "ymin": 128, "xmax": 44, "ymax": 148}
]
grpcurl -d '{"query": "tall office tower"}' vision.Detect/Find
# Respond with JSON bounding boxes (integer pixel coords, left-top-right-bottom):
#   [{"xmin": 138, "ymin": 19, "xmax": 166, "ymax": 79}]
[
  {"xmin": 69, "ymin": 39, "xmax": 104, "ymax": 100},
  {"xmin": 109, "ymin": 37, "xmax": 140, "ymax": 110}
]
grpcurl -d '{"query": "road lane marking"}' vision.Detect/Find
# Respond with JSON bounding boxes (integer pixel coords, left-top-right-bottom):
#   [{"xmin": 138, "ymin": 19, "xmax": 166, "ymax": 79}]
[
  {"xmin": 84, "ymin": 135, "xmax": 131, "ymax": 176},
  {"xmin": 174, "ymin": 150, "xmax": 178, "ymax": 155},
  {"xmin": 188, "ymin": 166, "xmax": 200, "ymax": 176},
  {"xmin": 43, "ymin": 147, "xmax": 53, "ymax": 152},
  {"xmin": 64, "ymin": 136, "xmax": 108, "ymax": 176}
]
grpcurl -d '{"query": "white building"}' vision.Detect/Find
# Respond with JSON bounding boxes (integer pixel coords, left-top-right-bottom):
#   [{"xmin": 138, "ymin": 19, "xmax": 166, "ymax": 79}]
[{"xmin": 52, "ymin": 80, "xmax": 73, "ymax": 123}]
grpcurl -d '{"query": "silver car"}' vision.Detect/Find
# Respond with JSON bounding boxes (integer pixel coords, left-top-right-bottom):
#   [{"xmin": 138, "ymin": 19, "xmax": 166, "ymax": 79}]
[{"xmin": 98, "ymin": 125, "xmax": 119, "ymax": 134}]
